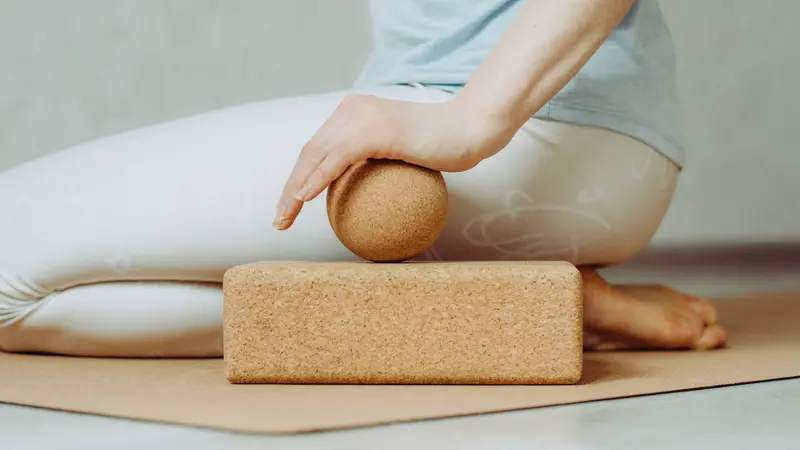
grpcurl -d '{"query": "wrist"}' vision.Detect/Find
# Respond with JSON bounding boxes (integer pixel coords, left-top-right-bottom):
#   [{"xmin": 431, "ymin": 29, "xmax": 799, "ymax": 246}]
[{"xmin": 450, "ymin": 89, "xmax": 523, "ymax": 158}]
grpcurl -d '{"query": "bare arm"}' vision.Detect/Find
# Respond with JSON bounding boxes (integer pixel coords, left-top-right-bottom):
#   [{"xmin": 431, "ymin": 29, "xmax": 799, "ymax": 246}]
[
  {"xmin": 275, "ymin": 0, "xmax": 636, "ymax": 229},
  {"xmin": 457, "ymin": 0, "xmax": 637, "ymax": 154}
]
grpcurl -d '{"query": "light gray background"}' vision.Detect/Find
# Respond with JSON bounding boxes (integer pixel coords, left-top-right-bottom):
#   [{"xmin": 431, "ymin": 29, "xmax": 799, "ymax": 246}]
[
  {"xmin": 2, "ymin": 0, "xmax": 798, "ymax": 245},
  {"xmin": 2, "ymin": 3, "xmax": 799, "ymax": 447}
]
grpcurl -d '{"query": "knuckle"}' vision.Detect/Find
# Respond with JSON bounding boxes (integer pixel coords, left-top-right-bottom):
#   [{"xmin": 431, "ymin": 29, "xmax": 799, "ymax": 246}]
[
  {"xmin": 308, "ymin": 166, "xmax": 328, "ymax": 184},
  {"xmin": 317, "ymin": 155, "xmax": 346, "ymax": 179},
  {"xmin": 332, "ymin": 152, "xmax": 358, "ymax": 171}
]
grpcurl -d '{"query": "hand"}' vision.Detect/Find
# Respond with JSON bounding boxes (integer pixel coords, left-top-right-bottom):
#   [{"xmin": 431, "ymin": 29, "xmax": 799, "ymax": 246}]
[{"xmin": 273, "ymin": 93, "xmax": 507, "ymax": 230}]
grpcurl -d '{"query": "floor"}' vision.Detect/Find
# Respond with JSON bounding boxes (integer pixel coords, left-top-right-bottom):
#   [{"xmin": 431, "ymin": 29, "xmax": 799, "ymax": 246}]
[
  {"xmin": 2, "ymin": 244, "xmax": 799, "ymax": 449},
  {"xmin": 2, "ymin": 378, "xmax": 799, "ymax": 449}
]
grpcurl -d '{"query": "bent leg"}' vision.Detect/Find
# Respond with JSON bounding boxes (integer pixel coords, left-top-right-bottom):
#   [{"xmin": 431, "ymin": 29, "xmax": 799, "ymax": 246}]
[
  {"xmin": 0, "ymin": 281, "xmax": 223, "ymax": 357},
  {"xmin": 433, "ymin": 117, "xmax": 727, "ymax": 350},
  {"xmin": 0, "ymin": 82, "xmax": 725, "ymax": 357},
  {"xmin": 0, "ymin": 89, "xmax": 360, "ymax": 297},
  {"xmin": 0, "ymin": 85, "xmax": 450, "ymax": 357}
]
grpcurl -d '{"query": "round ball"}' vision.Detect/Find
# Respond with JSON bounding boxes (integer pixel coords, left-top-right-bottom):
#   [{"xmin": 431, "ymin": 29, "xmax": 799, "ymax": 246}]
[{"xmin": 326, "ymin": 159, "xmax": 448, "ymax": 262}]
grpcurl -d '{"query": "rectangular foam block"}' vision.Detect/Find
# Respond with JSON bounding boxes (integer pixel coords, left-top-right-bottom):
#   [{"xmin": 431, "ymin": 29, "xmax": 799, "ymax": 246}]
[{"xmin": 223, "ymin": 261, "xmax": 583, "ymax": 385}]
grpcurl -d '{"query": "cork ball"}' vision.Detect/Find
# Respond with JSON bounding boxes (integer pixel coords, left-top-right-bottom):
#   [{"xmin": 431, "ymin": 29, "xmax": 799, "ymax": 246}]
[{"xmin": 326, "ymin": 159, "xmax": 448, "ymax": 262}]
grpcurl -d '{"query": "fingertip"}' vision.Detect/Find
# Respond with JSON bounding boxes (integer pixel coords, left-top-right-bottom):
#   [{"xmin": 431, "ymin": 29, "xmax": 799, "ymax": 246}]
[
  {"xmin": 273, "ymin": 198, "xmax": 303, "ymax": 230},
  {"xmin": 272, "ymin": 215, "xmax": 291, "ymax": 230}
]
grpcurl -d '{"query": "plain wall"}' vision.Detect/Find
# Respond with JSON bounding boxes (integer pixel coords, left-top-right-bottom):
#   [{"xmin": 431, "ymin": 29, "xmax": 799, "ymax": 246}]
[
  {"xmin": 656, "ymin": 0, "xmax": 799, "ymax": 245},
  {"xmin": 1, "ymin": 0, "xmax": 798, "ymax": 245}
]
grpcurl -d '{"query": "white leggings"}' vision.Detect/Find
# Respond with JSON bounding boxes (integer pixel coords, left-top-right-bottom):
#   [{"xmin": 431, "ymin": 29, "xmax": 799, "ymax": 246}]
[{"xmin": 0, "ymin": 84, "xmax": 678, "ymax": 357}]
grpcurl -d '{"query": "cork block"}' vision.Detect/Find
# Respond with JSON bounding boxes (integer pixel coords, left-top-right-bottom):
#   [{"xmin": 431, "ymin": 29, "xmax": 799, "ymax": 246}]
[{"xmin": 223, "ymin": 261, "xmax": 583, "ymax": 385}]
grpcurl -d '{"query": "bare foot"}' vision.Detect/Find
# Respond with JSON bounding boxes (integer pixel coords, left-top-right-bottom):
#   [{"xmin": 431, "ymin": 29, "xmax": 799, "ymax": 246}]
[{"xmin": 580, "ymin": 268, "xmax": 728, "ymax": 351}]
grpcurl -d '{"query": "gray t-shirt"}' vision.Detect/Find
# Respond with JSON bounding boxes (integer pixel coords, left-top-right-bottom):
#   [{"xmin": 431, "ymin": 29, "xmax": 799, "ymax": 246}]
[{"xmin": 354, "ymin": 0, "xmax": 684, "ymax": 168}]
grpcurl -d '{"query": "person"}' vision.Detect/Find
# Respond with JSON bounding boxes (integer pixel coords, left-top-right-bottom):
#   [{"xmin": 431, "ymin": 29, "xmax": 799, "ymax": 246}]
[{"xmin": 0, "ymin": 0, "xmax": 726, "ymax": 357}]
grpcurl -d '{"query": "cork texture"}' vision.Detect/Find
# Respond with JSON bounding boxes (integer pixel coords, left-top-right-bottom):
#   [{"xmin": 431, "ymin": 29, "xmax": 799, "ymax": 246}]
[
  {"xmin": 223, "ymin": 261, "xmax": 583, "ymax": 385},
  {"xmin": 326, "ymin": 159, "xmax": 448, "ymax": 262}
]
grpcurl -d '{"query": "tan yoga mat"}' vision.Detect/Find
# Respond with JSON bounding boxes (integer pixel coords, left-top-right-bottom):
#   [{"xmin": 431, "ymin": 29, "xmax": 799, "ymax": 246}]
[{"xmin": 1, "ymin": 292, "xmax": 798, "ymax": 434}]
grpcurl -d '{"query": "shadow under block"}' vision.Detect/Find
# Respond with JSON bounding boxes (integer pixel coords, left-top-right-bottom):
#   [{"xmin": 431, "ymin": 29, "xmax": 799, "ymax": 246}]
[{"xmin": 223, "ymin": 261, "xmax": 583, "ymax": 385}]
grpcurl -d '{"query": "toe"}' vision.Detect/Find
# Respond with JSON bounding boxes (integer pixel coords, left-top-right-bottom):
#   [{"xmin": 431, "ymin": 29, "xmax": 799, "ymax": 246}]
[
  {"xmin": 687, "ymin": 297, "xmax": 718, "ymax": 325},
  {"xmin": 660, "ymin": 312, "xmax": 705, "ymax": 349},
  {"xmin": 695, "ymin": 324, "xmax": 728, "ymax": 350},
  {"xmin": 582, "ymin": 330, "xmax": 630, "ymax": 351}
]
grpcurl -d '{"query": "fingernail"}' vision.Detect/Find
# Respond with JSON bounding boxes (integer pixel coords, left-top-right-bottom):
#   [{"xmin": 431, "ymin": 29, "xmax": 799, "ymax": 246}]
[
  {"xmin": 295, "ymin": 186, "xmax": 310, "ymax": 201},
  {"xmin": 272, "ymin": 215, "xmax": 289, "ymax": 230},
  {"xmin": 273, "ymin": 202, "xmax": 288, "ymax": 229}
]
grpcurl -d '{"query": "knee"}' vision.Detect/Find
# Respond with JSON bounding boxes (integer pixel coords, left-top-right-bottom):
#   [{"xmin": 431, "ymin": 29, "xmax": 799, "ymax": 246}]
[{"xmin": 0, "ymin": 269, "xmax": 51, "ymax": 328}]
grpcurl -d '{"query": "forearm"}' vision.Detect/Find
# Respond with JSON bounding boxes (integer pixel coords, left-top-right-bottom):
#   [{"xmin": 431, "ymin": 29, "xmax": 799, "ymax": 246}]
[{"xmin": 456, "ymin": 0, "xmax": 636, "ymax": 152}]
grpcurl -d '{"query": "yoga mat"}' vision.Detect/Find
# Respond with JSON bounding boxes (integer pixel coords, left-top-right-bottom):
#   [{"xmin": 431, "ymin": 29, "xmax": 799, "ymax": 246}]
[{"xmin": 1, "ymin": 292, "xmax": 798, "ymax": 434}]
